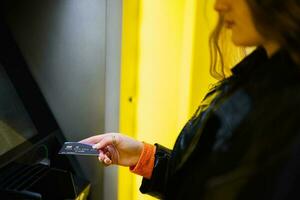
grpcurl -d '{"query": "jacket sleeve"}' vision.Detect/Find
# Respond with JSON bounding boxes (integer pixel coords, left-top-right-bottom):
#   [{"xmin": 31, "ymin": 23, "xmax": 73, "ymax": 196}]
[
  {"xmin": 139, "ymin": 143, "xmax": 172, "ymax": 199},
  {"xmin": 271, "ymin": 133, "xmax": 300, "ymax": 200}
]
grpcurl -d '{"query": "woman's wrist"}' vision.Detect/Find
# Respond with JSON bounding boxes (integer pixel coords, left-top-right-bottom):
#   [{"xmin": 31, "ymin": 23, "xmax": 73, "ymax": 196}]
[
  {"xmin": 130, "ymin": 142, "xmax": 156, "ymax": 179},
  {"xmin": 132, "ymin": 141, "xmax": 144, "ymax": 166}
]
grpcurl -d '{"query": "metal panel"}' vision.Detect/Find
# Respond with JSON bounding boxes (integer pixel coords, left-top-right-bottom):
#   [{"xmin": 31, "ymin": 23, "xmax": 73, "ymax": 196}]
[{"xmin": 2, "ymin": 0, "xmax": 122, "ymax": 199}]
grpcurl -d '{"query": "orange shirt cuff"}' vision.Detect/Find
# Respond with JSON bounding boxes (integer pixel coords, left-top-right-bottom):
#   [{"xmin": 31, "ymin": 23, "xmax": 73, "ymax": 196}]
[{"xmin": 129, "ymin": 142, "xmax": 156, "ymax": 179}]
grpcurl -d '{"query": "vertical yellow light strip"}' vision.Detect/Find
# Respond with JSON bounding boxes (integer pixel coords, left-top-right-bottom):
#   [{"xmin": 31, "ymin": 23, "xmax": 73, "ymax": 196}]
[
  {"xmin": 119, "ymin": 0, "xmax": 140, "ymax": 200},
  {"xmin": 178, "ymin": 0, "xmax": 197, "ymax": 126},
  {"xmin": 120, "ymin": 0, "xmax": 220, "ymax": 200},
  {"xmin": 189, "ymin": 0, "xmax": 218, "ymax": 112},
  {"xmin": 135, "ymin": 1, "xmax": 187, "ymax": 199}
]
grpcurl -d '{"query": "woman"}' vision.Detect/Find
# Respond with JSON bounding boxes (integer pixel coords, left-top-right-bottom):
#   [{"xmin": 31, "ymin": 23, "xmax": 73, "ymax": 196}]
[{"xmin": 81, "ymin": 0, "xmax": 300, "ymax": 199}]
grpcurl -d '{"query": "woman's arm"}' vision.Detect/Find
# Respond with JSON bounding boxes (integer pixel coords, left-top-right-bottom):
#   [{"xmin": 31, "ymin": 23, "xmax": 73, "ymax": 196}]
[{"xmin": 79, "ymin": 133, "xmax": 172, "ymax": 199}]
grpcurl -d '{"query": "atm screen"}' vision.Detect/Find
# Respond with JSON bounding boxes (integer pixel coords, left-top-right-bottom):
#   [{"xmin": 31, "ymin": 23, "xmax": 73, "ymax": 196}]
[
  {"xmin": 0, "ymin": 17, "xmax": 59, "ymax": 168},
  {"xmin": 0, "ymin": 64, "xmax": 37, "ymax": 156}
]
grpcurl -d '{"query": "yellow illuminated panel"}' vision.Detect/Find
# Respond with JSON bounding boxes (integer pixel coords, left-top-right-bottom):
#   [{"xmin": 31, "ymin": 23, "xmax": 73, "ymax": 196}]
[{"xmin": 119, "ymin": 1, "xmax": 235, "ymax": 200}]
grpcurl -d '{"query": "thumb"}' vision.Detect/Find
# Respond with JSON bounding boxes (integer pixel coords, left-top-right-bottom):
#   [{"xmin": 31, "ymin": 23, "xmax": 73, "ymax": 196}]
[
  {"xmin": 79, "ymin": 135, "xmax": 104, "ymax": 145},
  {"xmin": 92, "ymin": 135, "xmax": 115, "ymax": 150}
]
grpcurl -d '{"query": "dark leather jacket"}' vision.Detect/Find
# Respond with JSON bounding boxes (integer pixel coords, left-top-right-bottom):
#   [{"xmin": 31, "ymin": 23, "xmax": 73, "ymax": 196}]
[{"xmin": 139, "ymin": 48, "xmax": 300, "ymax": 199}]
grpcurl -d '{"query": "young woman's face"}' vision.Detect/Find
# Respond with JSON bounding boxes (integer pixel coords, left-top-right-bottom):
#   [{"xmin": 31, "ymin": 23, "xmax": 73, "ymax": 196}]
[{"xmin": 214, "ymin": 0, "xmax": 264, "ymax": 47}]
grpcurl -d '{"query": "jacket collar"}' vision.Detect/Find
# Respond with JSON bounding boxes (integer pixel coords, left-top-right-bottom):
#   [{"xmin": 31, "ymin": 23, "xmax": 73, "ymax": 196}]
[
  {"xmin": 231, "ymin": 46, "xmax": 297, "ymax": 78},
  {"xmin": 231, "ymin": 47, "xmax": 268, "ymax": 76}
]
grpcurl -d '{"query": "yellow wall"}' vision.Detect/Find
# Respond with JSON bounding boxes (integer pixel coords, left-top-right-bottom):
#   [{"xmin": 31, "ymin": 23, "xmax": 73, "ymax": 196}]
[
  {"xmin": 120, "ymin": 1, "xmax": 217, "ymax": 200},
  {"xmin": 119, "ymin": 0, "xmax": 140, "ymax": 199}
]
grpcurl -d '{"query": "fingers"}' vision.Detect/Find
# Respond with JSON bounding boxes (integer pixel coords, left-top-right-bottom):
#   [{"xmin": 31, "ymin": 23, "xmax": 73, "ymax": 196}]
[
  {"xmin": 79, "ymin": 133, "xmax": 120, "ymax": 166},
  {"xmin": 98, "ymin": 150, "xmax": 112, "ymax": 166}
]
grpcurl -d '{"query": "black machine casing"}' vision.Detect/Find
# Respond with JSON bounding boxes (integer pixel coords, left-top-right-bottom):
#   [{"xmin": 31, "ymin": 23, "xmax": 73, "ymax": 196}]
[{"xmin": 0, "ymin": 15, "xmax": 90, "ymax": 200}]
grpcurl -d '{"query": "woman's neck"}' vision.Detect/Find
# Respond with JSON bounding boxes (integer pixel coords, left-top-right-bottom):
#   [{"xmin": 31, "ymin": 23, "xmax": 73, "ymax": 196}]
[{"xmin": 263, "ymin": 41, "xmax": 280, "ymax": 57}]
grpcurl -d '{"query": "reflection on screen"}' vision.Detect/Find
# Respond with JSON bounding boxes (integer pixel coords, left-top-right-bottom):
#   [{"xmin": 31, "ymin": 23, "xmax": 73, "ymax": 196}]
[{"xmin": 0, "ymin": 64, "xmax": 37, "ymax": 156}]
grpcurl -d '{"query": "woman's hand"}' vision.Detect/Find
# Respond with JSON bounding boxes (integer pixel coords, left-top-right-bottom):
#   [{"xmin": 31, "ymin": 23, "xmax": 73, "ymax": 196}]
[{"xmin": 79, "ymin": 133, "xmax": 143, "ymax": 167}]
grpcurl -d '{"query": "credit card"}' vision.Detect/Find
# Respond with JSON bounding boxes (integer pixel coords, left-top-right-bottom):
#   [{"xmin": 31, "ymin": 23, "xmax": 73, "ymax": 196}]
[{"xmin": 58, "ymin": 142, "xmax": 99, "ymax": 156}]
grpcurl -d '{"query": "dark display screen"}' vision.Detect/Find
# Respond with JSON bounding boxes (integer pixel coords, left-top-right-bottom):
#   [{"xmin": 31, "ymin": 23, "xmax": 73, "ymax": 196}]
[
  {"xmin": 0, "ymin": 17, "xmax": 59, "ymax": 169},
  {"xmin": 0, "ymin": 64, "xmax": 37, "ymax": 156}
]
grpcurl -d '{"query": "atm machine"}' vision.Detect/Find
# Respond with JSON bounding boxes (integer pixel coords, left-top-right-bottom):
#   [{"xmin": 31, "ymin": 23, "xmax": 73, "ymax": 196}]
[{"xmin": 0, "ymin": 16, "xmax": 90, "ymax": 200}]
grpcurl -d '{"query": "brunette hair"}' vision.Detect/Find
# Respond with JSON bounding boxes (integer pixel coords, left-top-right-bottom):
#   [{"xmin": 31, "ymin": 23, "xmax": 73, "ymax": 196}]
[{"xmin": 209, "ymin": 0, "xmax": 300, "ymax": 80}]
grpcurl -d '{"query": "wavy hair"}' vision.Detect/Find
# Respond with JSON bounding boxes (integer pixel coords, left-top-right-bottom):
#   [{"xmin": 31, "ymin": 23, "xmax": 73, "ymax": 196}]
[{"xmin": 209, "ymin": 0, "xmax": 300, "ymax": 80}]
